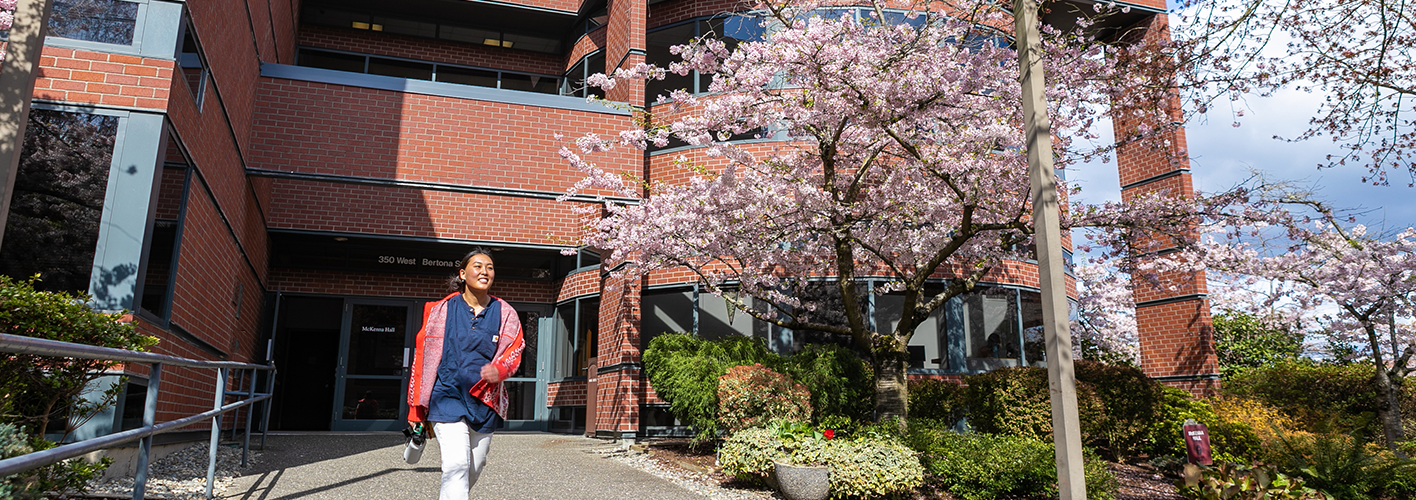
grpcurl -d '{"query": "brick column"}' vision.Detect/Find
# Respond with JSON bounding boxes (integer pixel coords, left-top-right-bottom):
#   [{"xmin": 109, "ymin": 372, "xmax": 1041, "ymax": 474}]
[
  {"xmin": 604, "ymin": 0, "xmax": 646, "ymax": 105},
  {"xmin": 594, "ymin": 265, "xmax": 643, "ymax": 440},
  {"xmin": 1114, "ymin": 14, "xmax": 1219, "ymax": 396}
]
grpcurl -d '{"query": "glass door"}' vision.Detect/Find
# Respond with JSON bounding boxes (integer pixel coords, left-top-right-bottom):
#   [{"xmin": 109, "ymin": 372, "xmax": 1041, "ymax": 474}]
[
  {"xmin": 501, "ymin": 303, "xmax": 550, "ymax": 430},
  {"xmin": 332, "ymin": 300, "xmax": 416, "ymax": 431}
]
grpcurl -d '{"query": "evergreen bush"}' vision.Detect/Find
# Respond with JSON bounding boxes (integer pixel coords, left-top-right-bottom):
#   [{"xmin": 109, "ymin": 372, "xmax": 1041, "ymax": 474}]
[
  {"xmin": 718, "ymin": 426, "xmax": 785, "ymax": 485},
  {"xmin": 0, "ymin": 276, "xmax": 155, "ymax": 497},
  {"xmin": 642, "ymin": 333, "xmax": 871, "ymax": 439},
  {"xmin": 906, "ymin": 378, "xmax": 964, "ymax": 426},
  {"xmin": 642, "ymin": 333, "xmax": 777, "ymax": 439},
  {"xmin": 1148, "ymin": 386, "xmax": 1262, "ymax": 464},
  {"xmin": 904, "ymin": 420, "xmax": 1117, "ymax": 500},
  {"xmin": 1223, "ymin": 360, "xmax": 1408, "ymax": 440}
]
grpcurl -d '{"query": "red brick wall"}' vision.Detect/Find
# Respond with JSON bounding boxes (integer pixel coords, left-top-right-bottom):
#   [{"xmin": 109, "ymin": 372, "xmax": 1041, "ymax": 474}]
[
  {"xmin": 32, "ymin": 47, "xmax": 172, "ymax": 109},
  {"xmin": 244, "ymin": 0, "xmax": 301, "ymax": 66},
  {"xmin": 567, "ymin": 28, "xmax": 608, "ymax": 72},
  {"xmin": 1114, "ymin": 14, "xmax": 1217, "ymax": 395},
  {"xmin": 648, "ymin": 0, "xmax": 747, "ymax": 28},
  {"xmin": 167, "ymin": 181, "xmax": 266, "ymax": 363},
  {"xmin": 249, "ymin": 77, "xmax": 637, "ymax": 195},
  {"xmin": 297, "ymin": 25, "xmax": 563, "ymax": 76},
  {"xmin": 547, "ymin": 379, "xmax": 588, "ymax": 406},
  {"xmin": 556, "ymin": 270, "xmax": 601, "ymax": 302},
  {"xmin": 269, "ymin": 268, "xmax": 556, "ymax": 304}
]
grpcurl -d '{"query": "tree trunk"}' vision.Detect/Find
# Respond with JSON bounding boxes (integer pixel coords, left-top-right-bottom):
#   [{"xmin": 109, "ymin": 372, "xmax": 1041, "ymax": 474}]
[
  {"xmin": 1365, "ymin": 322, "xmax": 1407, "ymax": 450},
  {"xmin": 873, "ymin": 342, "xmax": 909, "ymax": 426}
]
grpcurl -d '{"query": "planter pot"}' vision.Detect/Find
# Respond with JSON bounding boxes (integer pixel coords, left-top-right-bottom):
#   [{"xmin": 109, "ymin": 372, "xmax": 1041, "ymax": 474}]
[{"xmin": 773, "ymin": 461, "xmax": 830, "ymax": 500}]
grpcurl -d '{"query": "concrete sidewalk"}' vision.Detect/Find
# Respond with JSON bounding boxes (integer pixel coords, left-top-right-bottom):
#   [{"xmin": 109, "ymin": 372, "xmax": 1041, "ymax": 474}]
[{"xmin": 221, "ymin": 432, "xmax": 706, "ymax": 500}]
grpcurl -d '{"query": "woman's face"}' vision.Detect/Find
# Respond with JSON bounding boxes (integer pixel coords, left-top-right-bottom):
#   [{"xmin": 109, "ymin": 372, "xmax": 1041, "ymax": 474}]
[{"xmin": 459, "ymin": 253, "xmax": 495, "ymax": 294}]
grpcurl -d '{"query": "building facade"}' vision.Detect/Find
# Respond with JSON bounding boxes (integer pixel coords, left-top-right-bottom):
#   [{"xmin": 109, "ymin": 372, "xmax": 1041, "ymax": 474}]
[{"xmin": 0, "ymin": 0, "xmax": 1213, "ymax": 440}]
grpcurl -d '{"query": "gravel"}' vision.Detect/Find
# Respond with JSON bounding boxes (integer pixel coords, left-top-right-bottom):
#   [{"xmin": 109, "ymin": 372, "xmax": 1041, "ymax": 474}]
[
  {"xmin": 593, "ymin": 445, "xmax": 781, "ymax": 500},
  {"xmin": 81, "ymin": 443, "xmax": 260, "ymax": 500}
]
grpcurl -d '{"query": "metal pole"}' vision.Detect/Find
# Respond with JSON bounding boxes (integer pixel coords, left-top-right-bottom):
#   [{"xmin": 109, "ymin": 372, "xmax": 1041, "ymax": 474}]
[
  {"xmin": 242, "ymin": 369, "xmax": 254, "ymax": 467},
  {"xmin": 205, "ymin": 368, "xmax": 226, "ymax": 499},
  {"xmin": 0, "ymin": 0, "xmax": 54, "ymax": 248},
  {"xmin": 1013, "ymin": 0, "xmax": 1086, "ymax": 498},
  {"xmin": 132, "ymin": 363, "xmax": 163, "ymax": 500},
  {"xmin": 260, "ymin": 361, "xmax": 275, "ymax": 450}
]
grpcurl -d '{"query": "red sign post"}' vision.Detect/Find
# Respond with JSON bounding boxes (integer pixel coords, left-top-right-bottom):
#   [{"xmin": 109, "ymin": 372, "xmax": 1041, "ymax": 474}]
[{"xmin": 1182, "ymin": 419, "xmax": 1213, "ymax": 465}]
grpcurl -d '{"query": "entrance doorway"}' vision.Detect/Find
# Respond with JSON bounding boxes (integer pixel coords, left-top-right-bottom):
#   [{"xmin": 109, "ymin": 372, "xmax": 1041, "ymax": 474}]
[
  {"xmin": 270, "ymin": 295, "xmax": 552, "ymax": 431},
  {"xmin": 334, "ymin": 300, "xmax": 417, "ymax": 431},
  {"xmin": 271, "ymin": 295, "xmax": 420, "ymax": 431}
]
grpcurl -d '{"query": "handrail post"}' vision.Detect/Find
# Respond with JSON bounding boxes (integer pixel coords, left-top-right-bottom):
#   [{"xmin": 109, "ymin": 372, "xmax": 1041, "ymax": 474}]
[
  {"xmin": 241, "ymin": 369, "xmax": 254, "ymax": 467},
  {"xmin": 131, "ymin": 363, "xmax": 162, "ymax": 500},
  {"xmin": 205, "ymin": 368, "xmax": 226, "ymax": 499},
  {"xmin": 260, "ymin": 363, "xmax": 274, "ymax": 450}
]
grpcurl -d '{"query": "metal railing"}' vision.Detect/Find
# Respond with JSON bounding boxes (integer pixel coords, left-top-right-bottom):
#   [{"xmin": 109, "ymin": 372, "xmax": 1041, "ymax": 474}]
[{"xmin": 0, "ymin": 333, "xmax": 277, "ymax": 500}]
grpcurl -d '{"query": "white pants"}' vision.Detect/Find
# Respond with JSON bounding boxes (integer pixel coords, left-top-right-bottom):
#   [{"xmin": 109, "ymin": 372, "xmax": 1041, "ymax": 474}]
[{"xmin": 432, "ymin": 421, "xmax": 493, "ymax": 500}]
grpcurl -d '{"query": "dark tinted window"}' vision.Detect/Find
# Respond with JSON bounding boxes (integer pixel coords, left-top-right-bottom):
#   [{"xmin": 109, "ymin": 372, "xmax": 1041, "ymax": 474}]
[
  {"xmin": 0, "ymin": 109, "xmax": 119, "ymax": 295},
  {"xmin": 48, "ymin": 0, "xmax": 139, "ymax": 45},
  {"xmin": 299, "ymin": 49, "xmax": 367, "ymax": 73},
  {"xmin": 501, "ymin": 73, "xmax": 557, "ymax": 94},
  {"xmin": 368, "ymin": 57, "xmax": 433, "ymax": 80},
  {"xmin": 436, "ymin": 66, "xmax": 499, "ymax": 88}
]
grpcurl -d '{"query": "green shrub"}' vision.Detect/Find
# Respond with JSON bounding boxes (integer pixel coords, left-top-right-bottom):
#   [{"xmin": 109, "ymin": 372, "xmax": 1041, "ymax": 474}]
[
  {"xmin": 1223, "ymin": 360, "xmax": 1401, "ymax": 440},
  {"xmin": 718, "ymin": 364, "xmax": 812, "ymax": 433},
  {"xmin": 1263, "ymin": 431, "xmax": 1416, "ymax": 500},
  {"xmin": 1075, "ymin": 360, "xmax": 1165, "ymax": 457},
  {"xmin": 904, "ymin": 420, "xmax": 1117, "ymax": 500},
  {"xmin": 907, "ymin": 378, "xmax": 964, "ymax": 426},
  {"xmin": 642, "ymin": 333, "xmax": 778, "ymax": 439},
  {"xmin": 1177, "ymin": 462, "xmax": 1327, "ymax": 500},
  {"xmin": 0, "ymin": 276, "xmax": 155, "ymax": 497},
  {"xmin": 780, "ymin": 343, "xmax": 872, "ymax": 424},
  {"xmin": 1, "ymin": 422, "xmax": 36, "ymax": 499},
  {"xmin": 1148, "ymin": 386, "xmax": 1262, "ymax": 464},
  {"xmin": 813, "ymin": 438, "xmax": 922, "ymax": 500},
  {"xmin": 644, "ymin": 333, "xmax": 871, "ymax": 439},
  {"xmin": 718, "ymin": 426, "xmax": 785, "ymax": 485},
  {"xmin": 1212, "ymin": 311, "xmax": 1305, "ymax": 380},
  {"xmin": 962, "ymin": 367, "xmax": 1106, "ymax": 446}
]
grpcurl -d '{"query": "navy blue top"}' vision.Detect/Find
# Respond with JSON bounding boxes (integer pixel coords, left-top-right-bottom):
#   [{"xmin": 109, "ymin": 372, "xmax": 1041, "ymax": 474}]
[{"xmin": 427, "ymin": 294, "xmax": 501, "ymax": 433}]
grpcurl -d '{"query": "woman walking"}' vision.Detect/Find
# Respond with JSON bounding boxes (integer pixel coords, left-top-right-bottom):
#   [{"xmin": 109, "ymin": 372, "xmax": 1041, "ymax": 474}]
[{"xmin": 407, "ymin": 248, "xmax": 524, "ymax": 500}]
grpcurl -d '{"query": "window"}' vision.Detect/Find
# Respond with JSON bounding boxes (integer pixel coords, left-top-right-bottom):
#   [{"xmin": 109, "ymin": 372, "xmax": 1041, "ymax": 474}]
[
  {"xmin": 303, "ymin": 5, "xmax": 562, "ymax": 54},
  {"xmin": 137, "ymin": 126, "xmax": 191, "ymax": 322},
  {"xmin": 0, "ymin": 109, "xmax": 119, "ymax": 295},
  {"xmin": 645, "ymin": 15, "xmax": 765, "ymax": 104},
  {"xmin": 368, "ymin": 57, "xmax": 433, "ymax": 80},
  {"xmin": 553, "ymin": 298, "xmax": 598, "ymax": 379},
  {"xmin": 561, "ymin": 52, "xmax": 605, "ymax": 99},
  {"xmin": 177, "ymin": 16, "xmax": 210, "ymax": 110},
  {"xmin": 295, "ymin": 48, "xmax": 563, "ymax": 95},
  {"xmin": 641, "ymin": 288, "xmax": 693, "ymax": 349},
  {"xmin": 47, "ymin": 0, "xmax": 140, "ymax": 46}
]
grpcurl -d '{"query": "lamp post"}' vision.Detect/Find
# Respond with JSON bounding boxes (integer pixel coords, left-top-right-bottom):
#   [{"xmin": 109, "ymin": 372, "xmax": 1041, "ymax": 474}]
[
  {"xmin": 1013, "ymin": 0, "xmax": 1087, "ymax": 497},
  {"xmin": 0, "ymin": 0, "xmax": 54, "ymax": 248}
]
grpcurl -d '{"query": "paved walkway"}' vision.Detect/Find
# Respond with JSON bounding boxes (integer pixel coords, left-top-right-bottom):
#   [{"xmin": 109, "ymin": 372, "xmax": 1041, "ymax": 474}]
[{"xmin": 221, "ymin": 432, "xmax": 706, "ymax": 500}]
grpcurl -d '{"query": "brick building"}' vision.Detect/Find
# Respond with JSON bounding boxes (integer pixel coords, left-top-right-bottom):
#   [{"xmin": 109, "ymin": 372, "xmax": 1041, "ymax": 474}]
[{"xmin": 0, "ymin": 0, "xmax": 1213, "ymax": 441}]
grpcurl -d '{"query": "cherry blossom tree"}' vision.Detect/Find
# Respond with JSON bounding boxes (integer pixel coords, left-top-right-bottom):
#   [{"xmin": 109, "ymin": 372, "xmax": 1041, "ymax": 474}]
[
  {"xmin": 1203, "ymin": 194, "xmax": 1416, "ymax": 450},
  {"xmin": 559, "ymin": 0, "xmax": 1179, "ymax": 420},
  {"xmin": 1071, "ymin": 263, "xmax": 1141, "ymax": 366},
  {"xmin": 1170, "ymin": 0, "xmax": 1416, "ymax": 185}
]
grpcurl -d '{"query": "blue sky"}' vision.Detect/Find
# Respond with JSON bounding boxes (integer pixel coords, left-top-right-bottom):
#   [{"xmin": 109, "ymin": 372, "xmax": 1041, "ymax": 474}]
[{"xmin": 1069, "ymin": 88, "xmax": 1415, "ymax": 233}]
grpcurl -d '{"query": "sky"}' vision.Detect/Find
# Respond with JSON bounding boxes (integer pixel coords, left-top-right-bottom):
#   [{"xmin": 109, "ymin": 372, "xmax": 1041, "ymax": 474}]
[{"xmin": 1066, "ymin": 4, "xmax": 1415, "ymax": 237}]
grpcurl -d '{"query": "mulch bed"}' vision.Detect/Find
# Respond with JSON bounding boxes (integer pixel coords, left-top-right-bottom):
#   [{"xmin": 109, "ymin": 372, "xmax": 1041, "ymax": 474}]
[{"xmin": 642, "ymin": 440, "xmax": 1185, "ymax": 500}]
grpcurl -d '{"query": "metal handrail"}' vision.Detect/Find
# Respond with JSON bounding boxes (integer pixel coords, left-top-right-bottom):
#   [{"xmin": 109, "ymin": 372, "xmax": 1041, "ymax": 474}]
[{"xmin": 0, "ymin": 333, "xmax": 277, "ymax": 500}]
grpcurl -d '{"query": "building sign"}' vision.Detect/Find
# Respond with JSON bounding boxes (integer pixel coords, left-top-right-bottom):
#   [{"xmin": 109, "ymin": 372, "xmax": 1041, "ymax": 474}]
[
  {"xmin": 361, "ymin": 326, "xmax": 397, "ymax": 333},
  {"xmin": 376, "ymin": 256, "xmax": 459, "ymax": 268}
]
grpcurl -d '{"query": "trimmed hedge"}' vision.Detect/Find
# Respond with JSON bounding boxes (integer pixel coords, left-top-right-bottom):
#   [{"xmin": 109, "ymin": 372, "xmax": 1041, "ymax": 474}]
[
  {"xmin": 1223, "ymin": 360, "xmax": 1416, "ymax": 440},
  {"xmin": 906, "ymin": 378, "xmax": 965, "ymax": 426},
  {"xmin": 962, "ymin": 361, "xmax": 1171, "ymax": 459}
]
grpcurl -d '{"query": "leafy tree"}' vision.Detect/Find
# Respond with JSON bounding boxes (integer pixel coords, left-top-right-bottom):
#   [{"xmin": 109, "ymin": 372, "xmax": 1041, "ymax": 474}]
[
  {"xmin": 560, "ymin": 0, "xmax": 1180, "ymax": 422},
  {"xmin": 1212, "ymin": 310, "xmax": 1305, "ymax": 378},
  {"xmin": 0, "ymin": 275, "xmax": 157, "ymax": 495}
]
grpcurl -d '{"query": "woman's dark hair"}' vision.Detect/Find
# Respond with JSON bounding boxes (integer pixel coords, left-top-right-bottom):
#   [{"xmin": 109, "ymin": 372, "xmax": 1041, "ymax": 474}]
[{"xmin": 446, "ymin": 247, "xmax": 495, "ymax": 292}]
